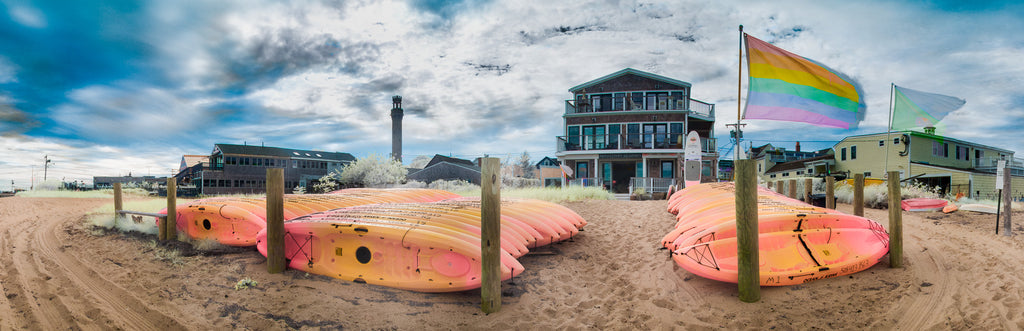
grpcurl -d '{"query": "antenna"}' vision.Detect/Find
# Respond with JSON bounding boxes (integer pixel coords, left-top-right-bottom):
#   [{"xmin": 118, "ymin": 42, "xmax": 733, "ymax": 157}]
[{"xmin": 43, "ymin": 155, "xmax": 52, "ymax": 181}]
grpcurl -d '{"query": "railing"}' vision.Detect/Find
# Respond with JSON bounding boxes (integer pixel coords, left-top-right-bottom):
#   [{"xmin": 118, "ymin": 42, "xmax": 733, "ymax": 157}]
[
  {"xmin": 566, "ymin": 177, "xmax": 604, "ymax": 188},
  {"xmin": 557, "ymin": 134, "xmax": 716, "ymax": 153},
  {"xmin": 628, "ymin": 177, "xmax": 676, "ymax": 194},
  {"xmin": 564, "ymin": 99, "xmax": 714, "ymax": 119},
  {"xmin": 974, "ymin": 157, "xmax": 1024, "ymax": 176}
]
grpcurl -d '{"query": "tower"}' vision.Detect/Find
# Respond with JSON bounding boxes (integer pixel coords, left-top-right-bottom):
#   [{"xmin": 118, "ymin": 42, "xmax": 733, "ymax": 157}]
[{"xmin": 391, "ymin": 95, "xmax": 403, "ymax": 163}]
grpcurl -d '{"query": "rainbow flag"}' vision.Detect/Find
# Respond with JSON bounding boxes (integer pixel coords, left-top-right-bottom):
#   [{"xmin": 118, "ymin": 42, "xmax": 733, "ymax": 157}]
[{"xmin": 743, "ymin": 34, "xmax": 865, "ymax": 129}]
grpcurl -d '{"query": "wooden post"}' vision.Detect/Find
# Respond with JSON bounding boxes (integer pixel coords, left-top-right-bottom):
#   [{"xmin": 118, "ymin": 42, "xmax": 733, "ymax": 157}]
[
  {"xmin": 825, "ymin": 176, "xmax": 836, "ymax": 209},
  {"xmin": 803, "ymin": 178, "xmax": 813, "ymax": 204},
  {"xmin": 165, "ymin": 178, "xmax": 177, "ymax": 241},
  {"xmin": 1002, "ymin": 168, "xmax": 1012, "ymax": 236},
  {"xmin": 113, "ymin": 182, "xmax": 123, "ymax": 213},
  {"xmin": 480, "ymin": 157, "xmax": 502, "ymax": 313},
  {"xmin": 735, "ymin": 159, "xmax": 759, "ymax": 303},
  {"xmin": 887, "ymin": 171, "xmax": 903, "ymax": 268},
  {"xmin": 266, "ymin": 168, "xmax": 286, "ymax": 273},
  {"xmin": 853, "ymin": 173, "xmax": 865, "ymax": 216},
  {"xmin": 788, "ymin": 179, "xmax": 797, "ymax": 199}
]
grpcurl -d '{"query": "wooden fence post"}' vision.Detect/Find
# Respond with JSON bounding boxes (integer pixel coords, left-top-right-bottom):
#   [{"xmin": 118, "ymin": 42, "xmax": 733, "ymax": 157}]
[
  {"xmin": 1002, "ymin": 168, "xmax": 1012, "ymax": 236},
  {"xmin": 854, "ymin": 174, "xmax": 865, "ymax": 216},
  {"xmin": 825, "ymin": 176, "xmax": 836, "ymax": 209},
  {"xmin": 480, "ymin": 157, "xmax": 502, "ymax": 313},
  {"xmin": 887, "ymin": 171, "xmax": 903, "ymax": 268},
  {"xmin": 804, "ymin": 178, "xmax": 813, "ymax": 204},
  {"xmin": 113, "ymin": 182, "xmax": 123, "ymax": 213},
  {"xmin": 166, "ymin": 178, "xmax": 177, "ymax": 241},
  {"xmin": 266, "ymin": 168, "xmax": 286, "ymax": 274},
  {"xmin": 735, "ymin": 159, "xmax": 759, "ymax": 303}
]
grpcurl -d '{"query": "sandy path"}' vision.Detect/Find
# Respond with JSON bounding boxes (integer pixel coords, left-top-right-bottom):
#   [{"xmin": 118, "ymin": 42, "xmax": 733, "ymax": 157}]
[
  {"xmin": 2, "ymin": 195, "xmax": 1024, "ymax": 329},
  {"xmin": 0, "ymin": 197, "xmax": 188, "ymax": 330}
]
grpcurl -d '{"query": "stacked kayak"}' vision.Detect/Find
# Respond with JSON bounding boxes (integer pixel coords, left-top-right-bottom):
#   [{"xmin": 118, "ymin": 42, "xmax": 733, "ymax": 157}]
[
  {"xmin": 664, "ymin": 182, "xmax": 890, "ymax": 286},
  {"xmin": 159, "ymin": 189, "xmax": 461, "ymax": 246},
  {"xmin": 255, "ymin": 197, "xmax": 586, "ymax": 292}
]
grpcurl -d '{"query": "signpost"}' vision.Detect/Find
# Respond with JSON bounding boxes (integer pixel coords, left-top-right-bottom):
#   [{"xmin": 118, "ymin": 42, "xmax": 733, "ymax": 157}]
[{"xmin": 996, "ymin": 160, "xmax": 1005, "ymax": 235}]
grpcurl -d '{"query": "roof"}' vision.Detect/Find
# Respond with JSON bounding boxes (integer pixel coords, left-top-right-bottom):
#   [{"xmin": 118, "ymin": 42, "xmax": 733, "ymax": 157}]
[
  {"xmin": 407, "ymin": 161, "xmax": 482, "ymax": 184},
  {"xmin": 568, "ymin": 68, "xmax": 692, "ymax": 93},
  {"xmin": 425, "ymin": 154, "xmax": 475, "ymax": 169},
  {"xmin": 180, "ymin": 155, "xmax": 208, "ymax": 168},
  {"xmin": 836, "ymin": 131, "xmax": 1015, "ymax": 155},
  {"xmin": 765, "ymin": 154, "xmax": 834, "ymax": 174},
  {"xmin": 535, "ymin": 156, "xmax": 560, "ymax": 168},
  {"xmin": 213, "ymin": 144, "xmax": 356, "ymax": 161}
]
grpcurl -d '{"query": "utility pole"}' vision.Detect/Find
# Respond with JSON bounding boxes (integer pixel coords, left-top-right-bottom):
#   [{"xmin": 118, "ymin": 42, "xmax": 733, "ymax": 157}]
[{"xmin": 43, "ymin": 155, "xmax": 52, "ymax": 181}]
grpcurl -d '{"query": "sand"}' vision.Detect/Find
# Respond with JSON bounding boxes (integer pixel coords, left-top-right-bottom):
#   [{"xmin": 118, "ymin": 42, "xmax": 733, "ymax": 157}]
[{"xmin": 2, "ymin": 196, "xmax": 1024, "ymax": 330}]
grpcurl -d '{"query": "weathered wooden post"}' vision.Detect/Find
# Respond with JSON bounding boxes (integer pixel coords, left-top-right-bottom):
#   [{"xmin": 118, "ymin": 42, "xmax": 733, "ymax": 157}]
[
  {"xmin": 266, "ymin": 168, "xmax": 286, "ymax": 273},
  {"xmin": 166, "ymin": 178, "xmax": 177, "ymax": 241},
  {"xmin": 804, "ymin": 178, "xmax": 813, "ymax": 204},
  {"xmin": 788, "ymin": 179, "xmax": 797, "ymax": 199},
  {"xmin": 480, "ymin": 157, "xmax": 502, "ymax": 313},
  {"xmin": 887, "ymin": 171, "xmax": 903, "ymax": 268},
  {"xmin": 825, "ymin": 176, "xmax": 836, "ymax": 209},
  {"xmin": 1001, "ymin": 166, "xmax": 1012, "ymax": 236},
  {"xmin": 735, "ymin": 159, "xmax": 759, "ymax": 303},
  {"xmin": 113, "ymin": 182, "xmax": 123, "ymax": 213},
  {"xmin": 853, "ymin": 173, "xmax": 865, "ymax": 216}
]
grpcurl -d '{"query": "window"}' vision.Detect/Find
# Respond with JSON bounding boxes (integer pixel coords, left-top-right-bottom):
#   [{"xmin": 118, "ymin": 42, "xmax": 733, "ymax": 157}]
[
  {"xmin": 796, "ymin": 171, "xmax": 803, "ymax": 175},
  {"xmin": 782, "ymin": 172, "xmax": 789, "ymax": 177},
  {"xmin": 568, "ymin": 126, "xmax": 580, "ymax": 149},
  {"xmin": 865, "ymin": 172, "xmax": 872, "ymax": 177},
  {"xmin": 841, "ymin": 148, "xmax": 847, "ymax": 161},
  {"xmin": 626, "ymin": 124, "xmax": 641, "ymax": 148},
  {"xmin": 894, "ymin": 137, "xmax": 900, "ymax": 145},
  {"xmin": 933, "ymin": 141, "xmax": 942, "ymax": 157},
  {"xmin": 808, "ymin": 168, "xmax": 814, "ymax": 174},
  {"xmin": 770, "ymin": 174, "xmax": 777, "ymax": 178},
  {"xmin": 879, "ymin": 140, "xmax": 884, "ymax": 147},
  {"xmin": 661, "ymin": 161, "xmax": 673, "ymax": 178},
  {"xmin": 613, "ymin": 93, "xmax": 625, "ymax": 111},
  {"xmin": 603, "ymin": 163, "xmax": 612, "ymax": 183},
  {"xmin": 956, "ymin": 146, "xmax": 970, "ymax": 161},
  {"xmin": 851, "ymin": 146, "xmax": 857, "ymax": 160},
  {"xmin": 629, "ymin": 92, "xmax": 644, "ymax": 110},
  {"xmin": 608, "ymin": 125, "xmax": 620, "ymax": 149},
  {"xmin": 576, "ymin": 162, "xmax": 588, "ymax": 178}
]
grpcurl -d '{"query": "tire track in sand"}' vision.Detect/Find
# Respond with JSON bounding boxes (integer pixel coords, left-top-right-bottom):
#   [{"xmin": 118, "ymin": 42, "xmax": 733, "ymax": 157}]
[{"xmin": 1, "ymin": 198, "xmax": 185, "ymax": 330}]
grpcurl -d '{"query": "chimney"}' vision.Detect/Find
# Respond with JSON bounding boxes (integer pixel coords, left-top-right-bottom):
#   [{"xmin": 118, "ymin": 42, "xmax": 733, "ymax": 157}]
[
  {"xmin": 924, "ymin": 126, "xmax": 936, "ymax": 135},
  {"xmin": 795, "ymin": 141, "xmax": 801, "ymax": 152},
  {"xmin": 391, "ymin": 95, "xmax": 403, "ymax": 163}
]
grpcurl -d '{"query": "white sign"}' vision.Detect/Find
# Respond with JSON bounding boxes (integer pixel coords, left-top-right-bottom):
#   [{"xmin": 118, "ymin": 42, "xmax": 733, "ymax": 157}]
[{"xmin": 996, "ymin": 160, "xmax": 1006, "ymax": 188}]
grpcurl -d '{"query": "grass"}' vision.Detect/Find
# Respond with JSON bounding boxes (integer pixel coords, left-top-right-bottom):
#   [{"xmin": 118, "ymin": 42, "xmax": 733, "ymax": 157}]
[{"xmin": 833, "ymin": 181, "xmax": 1023, "ymax": 211}]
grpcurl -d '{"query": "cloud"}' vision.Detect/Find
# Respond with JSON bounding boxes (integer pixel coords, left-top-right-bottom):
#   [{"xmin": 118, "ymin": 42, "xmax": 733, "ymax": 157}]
[{"xmin": 5, "ymin": 2, "xmax": 46, "ymax": 28}]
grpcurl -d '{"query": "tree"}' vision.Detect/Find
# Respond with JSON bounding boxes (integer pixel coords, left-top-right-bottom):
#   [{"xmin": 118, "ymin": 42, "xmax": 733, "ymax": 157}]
[
  {"xmin": 409, "ymin": 155, "xmax": 432, "ymax": 169},
  {"xmin": 334, "ymin": 153, "xmax": 407, "ymax": 188},
  {"xmin": 517, "ymin": 151, "xmax": 534, "ymax": 178}
]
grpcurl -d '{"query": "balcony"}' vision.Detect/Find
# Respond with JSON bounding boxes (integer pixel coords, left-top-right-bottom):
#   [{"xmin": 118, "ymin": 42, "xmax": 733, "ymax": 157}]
[
  {"xmin": 564, "ymin": 98, "xmax": 714, "ymax": 120},
  {"xmin": 556, "ymin": 133, "xmax": 717, "ymax": 154},
  {"xmin": 975, "ymin": 157, "xmax": 1024, "ymax": 176}
]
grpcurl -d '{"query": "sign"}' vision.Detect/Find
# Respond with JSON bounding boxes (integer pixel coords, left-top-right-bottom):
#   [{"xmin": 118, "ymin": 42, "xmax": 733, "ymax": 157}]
[{"xmin": 996, "ymin": 160, "xmax": 1006, "ymax": 188}]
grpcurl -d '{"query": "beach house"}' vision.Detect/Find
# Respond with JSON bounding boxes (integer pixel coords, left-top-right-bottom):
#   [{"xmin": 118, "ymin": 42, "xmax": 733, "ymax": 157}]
[
  {"xmin": 554, "ymin": 68, "xmax": 718, "ymax": 194},
  {"xmin": 832, "ymin": 129, "xmax": 1023, "ymax": 198}
]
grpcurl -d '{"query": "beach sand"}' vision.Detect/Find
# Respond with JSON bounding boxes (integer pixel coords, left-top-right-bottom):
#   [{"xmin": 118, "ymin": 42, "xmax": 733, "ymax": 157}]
[{"xmin": 2, "ymin": 196, "xmax": 1023, "ymax": 329}]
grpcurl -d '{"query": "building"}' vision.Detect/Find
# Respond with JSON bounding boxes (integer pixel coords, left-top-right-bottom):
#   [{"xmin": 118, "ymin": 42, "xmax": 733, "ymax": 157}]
[
  {"xmin": 832, "ymin": 129, "xmax": 1023, "ymax": 198},
  {"xmin": 177, "ymin": 144, "xmax": 356, "ymax": 195},
  {"xmin": 748, "ymin": 143, "xmax": 832, "ymax": 181},
  {"xmin": 406, "ymin": 154, "xmax": 482, "ymax": 185},
  {"xmin": 554, "ymin": 68, "xmax": 718, "ymax": 193},
  {"xmin": 535, "ymin": 156, "xmax": 564, "ymax": 187}
]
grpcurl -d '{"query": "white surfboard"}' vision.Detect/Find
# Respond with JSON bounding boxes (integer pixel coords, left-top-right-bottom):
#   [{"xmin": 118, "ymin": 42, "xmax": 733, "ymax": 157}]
[{"xmin": 684, "ymin": 131, "xmax": 701, "ymax": 188}]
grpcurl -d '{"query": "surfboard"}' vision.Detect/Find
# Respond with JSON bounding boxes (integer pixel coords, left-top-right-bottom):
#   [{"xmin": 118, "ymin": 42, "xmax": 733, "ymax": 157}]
[{"xmin": 683, "ymin": 131, "xmax": 701, "ymax": 188}]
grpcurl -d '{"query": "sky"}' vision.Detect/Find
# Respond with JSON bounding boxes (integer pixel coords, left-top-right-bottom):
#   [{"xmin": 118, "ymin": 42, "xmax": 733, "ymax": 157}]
[{"xmin": 1, "ymin": 0, "xmax": 1023, "ymax": 190}]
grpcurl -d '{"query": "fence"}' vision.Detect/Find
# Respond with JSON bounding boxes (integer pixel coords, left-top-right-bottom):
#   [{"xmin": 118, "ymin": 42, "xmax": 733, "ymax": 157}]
[{"xmin": 628, "ymin": 177, "xmax": 676, "ymax": 194}]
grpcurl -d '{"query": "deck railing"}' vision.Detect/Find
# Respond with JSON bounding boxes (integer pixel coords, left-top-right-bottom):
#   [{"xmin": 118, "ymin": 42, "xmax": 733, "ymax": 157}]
[{"xmin": 557, "ymin": 134, "xmax": 716, "ymax": 153}]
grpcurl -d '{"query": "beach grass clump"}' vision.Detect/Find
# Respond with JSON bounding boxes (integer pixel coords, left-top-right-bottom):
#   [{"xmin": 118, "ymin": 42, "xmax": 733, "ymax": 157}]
[
  {"xmin": 144, "ymin": 240, "xmax": 185, "ymax": 266},
  {"xmin": 234, "ymin": 277, "xmax": 258, "ymax": 290},
  {"xmin": 85, "ymin": 198, "xmax": 195, "ymax": 235}
]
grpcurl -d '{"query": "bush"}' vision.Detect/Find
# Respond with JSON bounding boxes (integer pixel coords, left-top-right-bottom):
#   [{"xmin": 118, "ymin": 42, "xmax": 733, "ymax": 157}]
[{"xmin": 316, "ymin": 153, "xmax": 406, "ymax": 191}]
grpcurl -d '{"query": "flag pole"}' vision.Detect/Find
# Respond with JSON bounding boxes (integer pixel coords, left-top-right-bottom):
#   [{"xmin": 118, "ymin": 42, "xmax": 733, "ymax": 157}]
[
  {"xmin": 735, "ymin": 24, "xmax": 744, "ymax": 160},
  {"xmin": 885, "ymin": 83, "xmax": 894, "ymax": 177}
]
